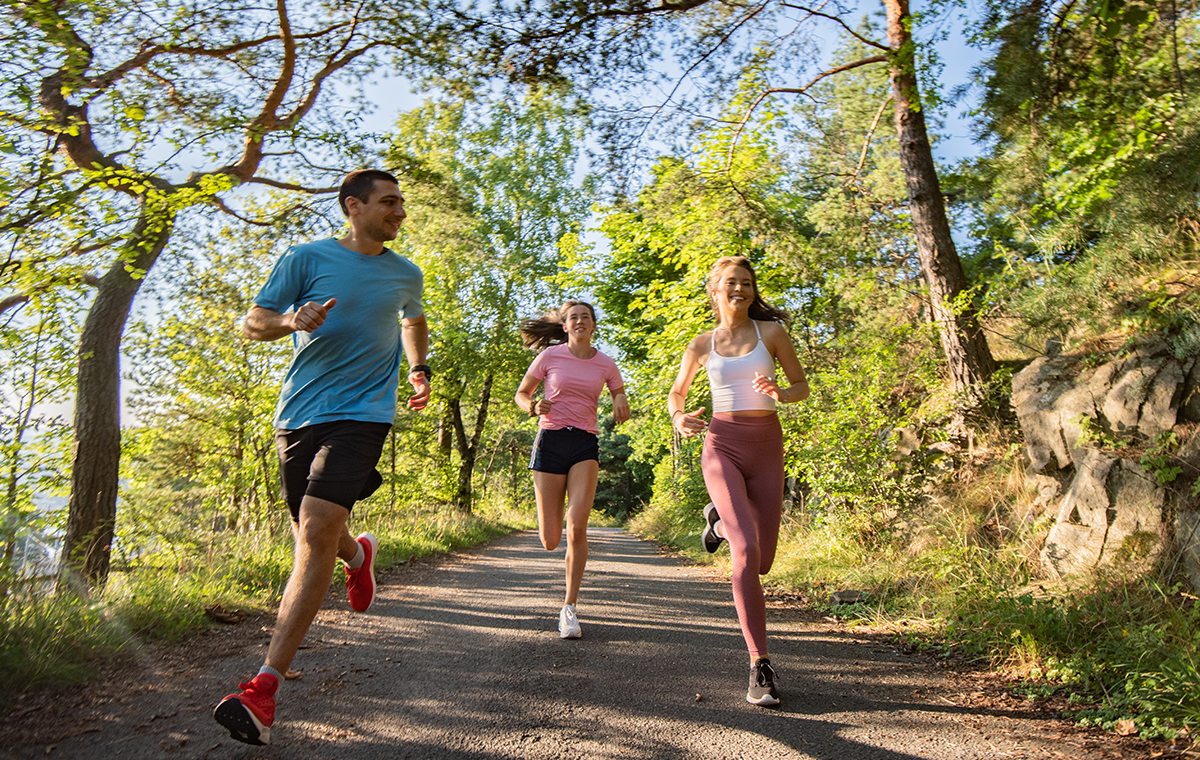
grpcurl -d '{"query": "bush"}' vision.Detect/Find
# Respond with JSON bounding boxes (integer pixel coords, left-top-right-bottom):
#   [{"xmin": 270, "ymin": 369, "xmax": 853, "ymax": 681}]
[{"xmin": 627, "ymin": 443, "xmax": 709, "ymax": 548}]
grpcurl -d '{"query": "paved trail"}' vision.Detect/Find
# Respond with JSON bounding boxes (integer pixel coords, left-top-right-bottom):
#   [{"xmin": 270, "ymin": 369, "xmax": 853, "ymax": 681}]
[{"xmin": 6, "ymin": 529, "xmax": 1142, "ymax": 759}]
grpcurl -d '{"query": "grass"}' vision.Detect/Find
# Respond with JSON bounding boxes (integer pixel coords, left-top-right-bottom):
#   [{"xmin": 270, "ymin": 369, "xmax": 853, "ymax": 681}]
[
  {"xmin": 0, "ymin": 499, "xmax": 533, "ymax": 702},
  {"xmin": 625, "ymin": 436, "xmax": 1200, "ymax": 745},
  {"xmin": 0, "ymin": 591, "xmax": 130, "ymax": 689}
]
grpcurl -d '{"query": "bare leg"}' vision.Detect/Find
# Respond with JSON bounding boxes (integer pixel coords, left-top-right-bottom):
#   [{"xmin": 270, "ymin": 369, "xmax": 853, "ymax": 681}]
[
  {"xmin": 265, "ymin": 496, "xmax": 357, "ymax": 673},
  {"xmin": 532, "ymin": 471, "xmax": 568, "ymax": 551},
  {"xmin": 563, "ymin": 460, "xmax": 599, "ymax": 606}
]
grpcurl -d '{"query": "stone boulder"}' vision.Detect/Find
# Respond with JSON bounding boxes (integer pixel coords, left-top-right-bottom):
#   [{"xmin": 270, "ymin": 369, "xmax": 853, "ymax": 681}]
[
  {"xmin": 1011, "ymin": 338, "xmax": 1200, "ymax": 584},
  {"xmin": 1040, "ymin": 450, "xmax": 1164, "ymax": 577}
]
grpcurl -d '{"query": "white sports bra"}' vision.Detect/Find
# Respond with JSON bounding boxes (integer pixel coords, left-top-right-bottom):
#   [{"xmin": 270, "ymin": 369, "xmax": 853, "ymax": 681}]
[{"xmin": 705, "ymin": 321, "xmax": 776, "ymax": 413}]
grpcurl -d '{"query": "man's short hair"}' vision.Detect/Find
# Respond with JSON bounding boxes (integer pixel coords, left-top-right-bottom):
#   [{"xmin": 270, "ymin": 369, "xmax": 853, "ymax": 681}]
[{"xmin": 339, "ymin": 169, "xmax": 400, "ymax": 216}]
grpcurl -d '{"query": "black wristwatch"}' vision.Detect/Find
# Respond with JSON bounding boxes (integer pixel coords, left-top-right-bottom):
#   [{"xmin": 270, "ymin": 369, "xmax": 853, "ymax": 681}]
[{"xmin": 411, "ymin": 364, "xmax": 433, "ymax": 380}]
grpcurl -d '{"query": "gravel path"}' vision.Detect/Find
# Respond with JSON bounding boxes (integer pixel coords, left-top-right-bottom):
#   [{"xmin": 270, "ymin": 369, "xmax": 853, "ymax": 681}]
[{"xmin": 3, "ymin": 528, "xmax": 1154, "ymax": 759}]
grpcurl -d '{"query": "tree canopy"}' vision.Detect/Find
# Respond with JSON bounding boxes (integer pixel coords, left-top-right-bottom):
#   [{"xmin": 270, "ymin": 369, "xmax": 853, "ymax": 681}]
[{"xmin": 0, "ymin": 0, "xmax": 1196, "ymax": 597}]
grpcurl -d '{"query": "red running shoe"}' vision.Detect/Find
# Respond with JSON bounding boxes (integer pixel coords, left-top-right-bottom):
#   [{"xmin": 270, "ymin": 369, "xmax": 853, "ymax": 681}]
[
  {"xmin": 346, "ymin": 532, "xmax": 378, "ymax": 612},
  {"xmin": 213, "ymin": 672, "xmax": 277, "ymax": 745}
]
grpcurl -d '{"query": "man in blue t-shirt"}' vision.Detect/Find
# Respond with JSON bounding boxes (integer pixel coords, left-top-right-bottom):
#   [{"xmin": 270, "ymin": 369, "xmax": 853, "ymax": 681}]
[{"xmin": 213, "ymin": 169, "xmax": 431, "ymax": 746}]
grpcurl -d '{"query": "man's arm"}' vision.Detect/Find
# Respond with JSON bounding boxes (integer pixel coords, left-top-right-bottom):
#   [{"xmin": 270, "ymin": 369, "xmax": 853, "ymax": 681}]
[
  {"xmin": 402, "ymin": 314, "xmax": 431, "ymax": 410},
  {"xmin": 242, "ymin": 299, "xmax": 336, "ymax": 341}
]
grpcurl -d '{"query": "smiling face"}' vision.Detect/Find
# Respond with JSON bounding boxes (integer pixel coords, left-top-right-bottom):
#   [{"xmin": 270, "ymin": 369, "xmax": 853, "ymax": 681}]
[
  {"xmin": 349, "ymin": 180, "xmax": 407, "ymax": 242},
  {"xmin": 562, "ymin": 303, "xmax": 596, "ymax": 341},
  {"xmin": 710, "ymin": 264, "xmax": 755, "ymax": 316}
]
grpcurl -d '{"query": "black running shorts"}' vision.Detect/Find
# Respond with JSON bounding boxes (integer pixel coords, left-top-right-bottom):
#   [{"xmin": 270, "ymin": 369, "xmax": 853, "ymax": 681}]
[
  {"xmin": 275, "ymin": 420, "xmax": 391, "ymax": 521},
  {"xmin": 528, "ymin": 426, "xmax": 600, "ymax": 475}
]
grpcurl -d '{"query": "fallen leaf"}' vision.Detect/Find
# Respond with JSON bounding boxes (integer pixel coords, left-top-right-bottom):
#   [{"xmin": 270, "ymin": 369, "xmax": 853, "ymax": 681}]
[
  {"xmin": 204, "ymin": 605, "xmax": 244, "ymax": 624},
  {"xmin": 695, "ymin": 693, "xmax": 702, "ymax": 702},
  {"xmin": 1115, "ymin": 718, "xmax": 1138, "ymax": 736},
  {"xmin": 285, "ymin": 670, "xmax": 302, "ymax": 680}
]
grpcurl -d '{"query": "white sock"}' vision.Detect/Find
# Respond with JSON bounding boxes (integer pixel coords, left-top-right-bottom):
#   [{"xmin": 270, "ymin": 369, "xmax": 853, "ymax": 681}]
[
  {"xmin": 345, "ymin": 542, "xmax": 365, "ymax": 570},
  {"xmin": 258, "ymin": 665, "xmax": 283, "ymax": 681}
]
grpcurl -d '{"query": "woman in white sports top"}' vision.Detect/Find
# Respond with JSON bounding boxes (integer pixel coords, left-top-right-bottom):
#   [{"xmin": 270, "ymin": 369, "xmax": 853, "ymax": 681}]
[{"xmin": 666, "ymin": 255, "xmax": 810, "ymax": 707}]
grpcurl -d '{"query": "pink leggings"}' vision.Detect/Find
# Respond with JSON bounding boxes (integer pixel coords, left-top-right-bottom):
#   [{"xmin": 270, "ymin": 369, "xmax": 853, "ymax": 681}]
[{"xmin": 701, "ymin": 413, "xmax": 784, "ymax": 659}]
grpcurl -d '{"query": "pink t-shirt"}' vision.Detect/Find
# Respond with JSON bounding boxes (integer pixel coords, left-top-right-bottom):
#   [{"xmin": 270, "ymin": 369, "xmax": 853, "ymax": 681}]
[{"xmin": 527, "ymin": 343, "xmax": 624, "ymax": 434}]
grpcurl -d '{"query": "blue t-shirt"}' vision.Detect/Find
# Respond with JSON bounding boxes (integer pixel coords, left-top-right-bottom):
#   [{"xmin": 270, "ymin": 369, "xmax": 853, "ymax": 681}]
[{"xmin": 254, "ymin": 238, "xmax": 424, "ymax": 429}]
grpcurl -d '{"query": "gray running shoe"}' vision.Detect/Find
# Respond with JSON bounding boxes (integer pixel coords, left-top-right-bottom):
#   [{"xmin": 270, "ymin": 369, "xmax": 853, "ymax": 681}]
[
  {"xmin": 702, "ymin": 502, "xmax": 725, "ymax": 553},
  {"xmin": 559, "ymin": 604, "xmax": 582, "ymax": 639},
  {"xmin": 747, "ymin": 658, "xmax": 780, "ymax": 706}
]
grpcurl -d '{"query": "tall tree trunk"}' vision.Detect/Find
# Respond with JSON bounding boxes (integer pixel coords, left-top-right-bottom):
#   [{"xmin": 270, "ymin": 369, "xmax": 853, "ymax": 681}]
[
  {"xmin": 884, "ymin": 0, "xmax": 995, "ymax": 404},
  {"xmin": 58, "ymin": 205, "xmax": 175, "ymax": 594},
  {"xmin": 448, "ymin": 374, "xmax": 495, "ymax": 514},
  {"xmin": 437, "ymin": 403, "xmax": 453, "ymax": 461},
  {"xmin": 256, "ymin": 440, "xmax": 277, "ymax": 532}
]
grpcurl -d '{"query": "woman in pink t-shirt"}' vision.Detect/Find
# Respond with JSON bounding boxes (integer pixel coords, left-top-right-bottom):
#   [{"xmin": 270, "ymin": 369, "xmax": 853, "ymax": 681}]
[{"xmin": 514, "ymin": 300, "xmax": 630, "ymax": 639}]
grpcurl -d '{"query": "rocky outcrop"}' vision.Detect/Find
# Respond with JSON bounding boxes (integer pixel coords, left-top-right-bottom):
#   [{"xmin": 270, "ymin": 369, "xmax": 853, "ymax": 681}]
[
  {"xmin": 1040, "ymin": 451, "xmax": 1163, "ymax": 576},
  {"xmin": 1011, "ymin": 339, "xmax": 1200, "ymax": 586}
]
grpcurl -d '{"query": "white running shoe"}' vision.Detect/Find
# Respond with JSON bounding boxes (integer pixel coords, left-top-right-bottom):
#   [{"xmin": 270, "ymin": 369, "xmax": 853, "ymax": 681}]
[{"xmin": 558, "ymin": 604, "xmax": 582, "ymax": 639}]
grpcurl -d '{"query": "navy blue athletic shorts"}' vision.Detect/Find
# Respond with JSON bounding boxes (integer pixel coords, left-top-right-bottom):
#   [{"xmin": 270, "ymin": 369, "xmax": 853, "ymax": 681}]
[
  {"xmin": 528, "ymin": 426, "xmax": 600, "ymax": 475},
  {"xmin": 275, "ymin": 420, "xmax": 391, "ymax": 521}
]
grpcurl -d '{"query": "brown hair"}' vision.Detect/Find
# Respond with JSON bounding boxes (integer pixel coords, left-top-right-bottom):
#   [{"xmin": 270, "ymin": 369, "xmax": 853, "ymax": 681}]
[
  {"xmin": 338, "ymin": 169, "xmax": 400, "ymax": 216},
  {"xmin": 706, "ymin": 256, "xmax": 790, "ymax": 323},
  {"xmin": 519, "ymin": 300, "xmax": 597, "ymax": 350}
]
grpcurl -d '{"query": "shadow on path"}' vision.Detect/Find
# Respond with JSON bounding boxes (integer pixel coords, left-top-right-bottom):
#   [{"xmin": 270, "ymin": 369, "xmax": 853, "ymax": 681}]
[{"xmin": 4, "ymin": 528, "xmax": 1132, "ymax": 760}]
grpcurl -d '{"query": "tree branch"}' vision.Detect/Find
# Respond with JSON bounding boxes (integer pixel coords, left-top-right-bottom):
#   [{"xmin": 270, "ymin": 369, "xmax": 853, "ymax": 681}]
[
  {"xmin": 725, "ymin": 54, "xmax": 887, "ymax": 171},
  {"xmin": 843, "ymin": 91, "xmax": 893, "ymax": 188},
  {"xmin": 85, "ymin": 23, "xmax": 357, "ymax": 90},
  {"xmin": 0, "ymin": 294, "xmax": 28, "ymax": 315},
  {"xmin": 325, "ymin": 0, "xmax": 368, "ymax": 63},
  {"xmin": 0, "ymin": 271, "xmax": 102, "ymax": 316},
  {"xmin": 780, "ymin": 3, "xmax": 889, "ymax": 50},
  {"xmin": 226, "ymin": 7, "xmax": 384, "ymax": 181},
  {"xmin": 209, "ymin": 196, "xmax": 313, "ymax": 226},
  {"xmin": 243, "ymin": 177, "xmax": 338, "ymax": 193},
  {"xmin": 25, "ymin": 6, "xmax": 169, "ymax": 196},
  {"xmin": 39, "ymin": 69, "xmax": 174, "ymax": 196},
  {"xmin": 637, "ymin": 1, "xmax": 770, "ymax": 144},
  {"xmin": 496, "ymin": 0, "xmax": 716, "ymax": 50},
  {"xmin": 86, "ymin": 35, "xmax": 280, "ymax": 90},
  {"xmin": 229, "ymin": 0, "xmax": 299, "ymax": 181},
  {"xmin": 279, "ymin": 42, "xmax": 389, "ymax": 132},
  {"xmin": 1047, "ymin": 0, "xmax": 1082, "ymax": 95}
]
